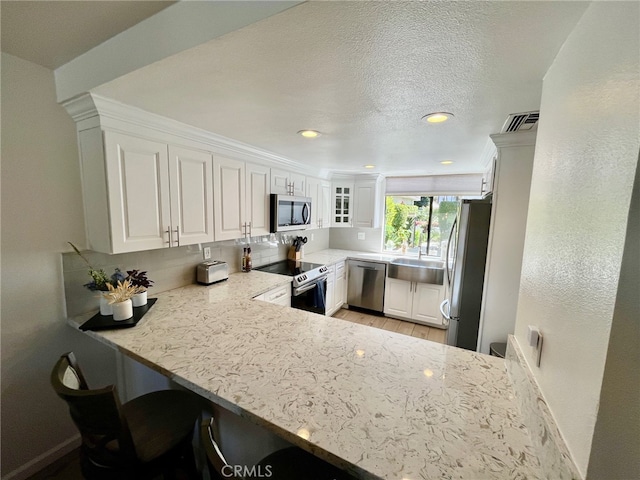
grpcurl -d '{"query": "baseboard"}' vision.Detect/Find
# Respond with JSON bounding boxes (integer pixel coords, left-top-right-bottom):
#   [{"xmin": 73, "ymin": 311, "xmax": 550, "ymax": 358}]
[{"xmin": 2, "ymin": 434, "xmax": 80, "ymax": 480}]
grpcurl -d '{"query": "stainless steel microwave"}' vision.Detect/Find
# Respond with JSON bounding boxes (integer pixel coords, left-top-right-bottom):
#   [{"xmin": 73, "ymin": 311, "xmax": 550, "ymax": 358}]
[{"xmin": 270, "ymin": 194, "xmax": 311, "ymax": 232}]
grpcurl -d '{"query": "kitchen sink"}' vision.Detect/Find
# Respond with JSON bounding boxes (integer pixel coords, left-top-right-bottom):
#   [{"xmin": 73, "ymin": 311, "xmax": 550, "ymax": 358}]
[{"xmin": 388, "ymin": 257, "xmax": 445, "ymax": 285}]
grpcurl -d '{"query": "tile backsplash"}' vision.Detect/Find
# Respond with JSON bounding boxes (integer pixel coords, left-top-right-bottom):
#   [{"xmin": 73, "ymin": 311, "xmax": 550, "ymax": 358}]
[{"xmin": 63, "ymin": 229, "xmax": 330, "ymax": 317}]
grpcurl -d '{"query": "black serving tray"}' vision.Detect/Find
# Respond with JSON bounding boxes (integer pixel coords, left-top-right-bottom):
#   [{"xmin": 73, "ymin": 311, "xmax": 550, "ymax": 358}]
[{"xmin": 80, "ymin": 298, "xmax": 157, "ymax": 331}]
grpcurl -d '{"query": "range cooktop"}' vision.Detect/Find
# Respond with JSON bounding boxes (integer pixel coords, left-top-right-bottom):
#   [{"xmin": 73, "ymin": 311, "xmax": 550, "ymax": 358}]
[{"xmin": 256, "ymin": 260, "xmax": 328, "ymax": 287}]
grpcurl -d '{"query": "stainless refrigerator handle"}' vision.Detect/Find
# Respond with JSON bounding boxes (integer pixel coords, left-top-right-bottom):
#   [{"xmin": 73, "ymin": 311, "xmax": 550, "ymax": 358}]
[
  {"xmin": 439, "ymin": 299, "xmax": 451, "ymax": 320},
  {"xmin": 445, "ymin": 217, "xmax": 457, "ymax": 286}
]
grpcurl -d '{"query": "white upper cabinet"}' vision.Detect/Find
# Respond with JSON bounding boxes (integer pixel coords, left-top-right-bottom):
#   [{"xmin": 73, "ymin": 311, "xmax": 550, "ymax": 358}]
[
  {"xmin": 306, "ymin": 177, "xmax": 332, "ymax": 229},
  {"xmin": 354, "ymin": 177, "xmax": 384, "ymax": 228},
  {"xmin": 331, "ymin": 182, "xmax": 354, "ymax": 227},
  {"xmin": 245, "ymin": 163, "xmax": 271, "ymax": 236},
  {"xmin": 306, "ymin": 177, "xmax": 321, "ymax": 229},
  {"xmin": 86, "ymin": 131, "xmax": 214, "ymax": 254},
  {"xmin": 271, "ymin": 168, "xmax": 306, "ymax": 196},
  {"xmin": 104, "ymin": 131, "xmax": 172, "ymax": 253},
  {"xmin": 215, "ymin": 158, "xmax": 271, "ymax": 240},
  {"xmin": 320, "ymin": 181, "xmax": 332, "ymax": 229},
  {"xmin": 354, "ymin": 181, "xmax": 376, "ymax": 228},
  {"xmin": 270, "ymin": 168, "xmax": 290, "ymax": 195},
  {"xmin": 213, "ymin": 156, "xmax": 246, "ymax": 241},
  {"xmin": 291, "ymin": 172, "xmax": 306, "ymax": 196},
  {"xmin": 481, "ymin": 156, "xmax": 496, "ymax": 197},
  {"xmin": 168, "ymin": 146, "xmax": 214, "ymax": 246},
  {"xmin": 331, "ymin": 175, "xmax": 384, "ymax": 228}
]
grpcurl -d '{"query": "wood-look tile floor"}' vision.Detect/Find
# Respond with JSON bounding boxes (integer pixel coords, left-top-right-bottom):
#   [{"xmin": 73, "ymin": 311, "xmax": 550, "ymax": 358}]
[{"xmin": 332, "ymin": 308, "xmax": 447, "ymax": 344}]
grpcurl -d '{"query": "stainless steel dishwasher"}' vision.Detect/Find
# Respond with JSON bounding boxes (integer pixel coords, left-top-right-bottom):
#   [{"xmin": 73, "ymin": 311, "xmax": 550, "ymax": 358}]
[{"xmin": 347, "ymin": 260, "xmax": 387, "ymax": 312}]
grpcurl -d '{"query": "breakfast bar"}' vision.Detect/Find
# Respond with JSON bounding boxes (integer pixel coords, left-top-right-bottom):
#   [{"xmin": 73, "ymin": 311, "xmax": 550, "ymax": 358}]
[{"xmin": 70, "ymin": 270, "xmax": 543, "ymax": 480}]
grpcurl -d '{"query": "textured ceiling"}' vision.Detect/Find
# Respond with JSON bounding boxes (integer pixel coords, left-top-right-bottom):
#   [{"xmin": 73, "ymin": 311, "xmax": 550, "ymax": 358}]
[
  {"xmin": 1, "ymin": 1, "xmax": 175, "ymax": 69},
  {"xmin": 18, "ymin": 1, "xmax": 587, "ymax": 176},
  {"xmin": 92, "ymin": 1, "xmax": 588, "ymax": 176}
]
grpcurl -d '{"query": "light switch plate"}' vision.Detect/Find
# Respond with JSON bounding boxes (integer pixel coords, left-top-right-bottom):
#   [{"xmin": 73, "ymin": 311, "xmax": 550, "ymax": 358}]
[{"xmin": 527, "ymin": 325, "xmax": 540, "ymax": 347}]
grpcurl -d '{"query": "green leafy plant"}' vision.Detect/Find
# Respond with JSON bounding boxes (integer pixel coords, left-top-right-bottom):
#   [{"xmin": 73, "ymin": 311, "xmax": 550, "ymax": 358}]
[{"xmin": 68, "ymin": 242, "xmax": 125, "ymax": 291}]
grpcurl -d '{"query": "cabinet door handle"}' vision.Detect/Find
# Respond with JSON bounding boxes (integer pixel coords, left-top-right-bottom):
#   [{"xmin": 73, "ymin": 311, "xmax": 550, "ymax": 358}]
[
  {"xmin": 248, "ymin": 222, "xmax": 252, "ymax": 237},
  {"xmin": 165, "ymin": 227, "xmax": 172, "ymax": 245},
  {"xmin": 173, "ymin": 228, "xmax": 180, "ymax": 247}
]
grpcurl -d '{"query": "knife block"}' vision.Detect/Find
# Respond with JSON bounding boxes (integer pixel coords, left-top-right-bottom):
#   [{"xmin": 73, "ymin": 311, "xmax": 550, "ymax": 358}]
[{"xmin": 288, "ymin": 247, "xmax": 301, "ymax": 261}]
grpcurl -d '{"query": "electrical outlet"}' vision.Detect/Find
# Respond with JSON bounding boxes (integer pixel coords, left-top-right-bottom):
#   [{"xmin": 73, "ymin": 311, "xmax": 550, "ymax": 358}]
[
  {"xmin": 357, "ymin": 232, "xmax": 366, "ymax": 240},
  {"xmin": 311, "ymin": 233, "xmax": 315, "ymax": 241},
  {"xmin": 203, "ymin": 247, "xmax": 211, "ymax": 259}
]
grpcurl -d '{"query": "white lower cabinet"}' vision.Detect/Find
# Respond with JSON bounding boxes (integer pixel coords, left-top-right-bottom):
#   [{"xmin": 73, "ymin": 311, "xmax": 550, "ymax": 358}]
[
  {"xmin": 334, "ymin": 261, "xmax": 346, "ymax": 311},
  {"xmin": 254, "ymin": 284, "xmax": 291, "ymax": 307},
  {"xmin": 326, "ymin": 269, "xmax": 335, "ymax": 315},
  {"xmin": 384, "ymin": 277, "xmax": 445, "ymax": 327},
  {"xmin": 325, "ymin": 261, "xmax": 346, "ymax": 316}
]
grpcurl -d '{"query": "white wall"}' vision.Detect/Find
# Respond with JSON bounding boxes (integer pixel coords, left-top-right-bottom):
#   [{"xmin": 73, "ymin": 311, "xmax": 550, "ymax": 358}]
[
  {"xmin": 513, "ymin": 2, "xmax": 640, "ymax": 476},
  {"xmin": 329, "ymin": 227, "xmax": 383, "ymax": 252},
  {"xmin": 0, "ymin": 53, "xmax": 117, "ymax": 479},
  {"xmin": 54, "ymin": 1, "xmax": 302, "ymax": 102},
  {"xmin": 586, "ymin": 152, "xmax": 639, "ymax": 479}
]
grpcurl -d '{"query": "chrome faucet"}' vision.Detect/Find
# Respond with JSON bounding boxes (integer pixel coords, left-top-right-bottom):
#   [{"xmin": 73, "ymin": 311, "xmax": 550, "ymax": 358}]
[{"xmin": 418, "ymin": 244, "xmax": 427, "ymax": 259}]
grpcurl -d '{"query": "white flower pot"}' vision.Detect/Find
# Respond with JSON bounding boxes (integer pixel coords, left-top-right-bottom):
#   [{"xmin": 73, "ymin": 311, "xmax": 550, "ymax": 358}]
[
  {"xmin": 100, "ymin": 296, "xmax": 113, "ymax": 316},
  {"xmin": 112, "ymin": 299, "xmax": 133, "ymax": 321},
  {"xmin": 132, "ymin": 291, "xmax": 147, "ymax": 307}
]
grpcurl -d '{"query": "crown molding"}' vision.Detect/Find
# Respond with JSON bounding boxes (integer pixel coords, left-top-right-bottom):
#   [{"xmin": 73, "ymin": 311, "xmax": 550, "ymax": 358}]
[
  {"xmin": 61, "ymin": 93, "xmax": 321, "ymax": 175},
  {"xmin": 490, "ymin": 130, "xmax": 538, "ymax": 148}
]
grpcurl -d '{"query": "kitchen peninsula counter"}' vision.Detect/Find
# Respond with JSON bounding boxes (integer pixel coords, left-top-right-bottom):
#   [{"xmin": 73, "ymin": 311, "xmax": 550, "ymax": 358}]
[{"xmin": 70, "ymin": 269, "xmax": 543, "ymax": 480}]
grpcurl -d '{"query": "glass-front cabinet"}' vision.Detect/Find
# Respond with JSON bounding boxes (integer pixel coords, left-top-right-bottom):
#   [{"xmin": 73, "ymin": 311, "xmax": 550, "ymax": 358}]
[{"xmin": 332, "ymin": 182, "xmax": 354, "ymax": 227}]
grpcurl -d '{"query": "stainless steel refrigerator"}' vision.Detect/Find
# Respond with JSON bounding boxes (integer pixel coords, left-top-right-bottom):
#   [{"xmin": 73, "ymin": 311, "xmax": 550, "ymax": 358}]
[{"xmin": 440, "ymin": 199, "xmax": 492, "ymax": 351}]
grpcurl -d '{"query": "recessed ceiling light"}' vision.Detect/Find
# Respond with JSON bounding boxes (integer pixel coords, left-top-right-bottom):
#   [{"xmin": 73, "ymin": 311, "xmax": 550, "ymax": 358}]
[
  {"xmin": 297, "ymin": 130, "xmax": 320, "ymax": 138},
  {"xmin": 363, "ymin": 165, "xmax": 375, "ymax": 169},
  {"xmin": 440, "ymin": 160, "xmax": 454, "ymax": 165},
  {"xmin": 422, "ymin": 112, "xmax": 454, "ymax": 123}
]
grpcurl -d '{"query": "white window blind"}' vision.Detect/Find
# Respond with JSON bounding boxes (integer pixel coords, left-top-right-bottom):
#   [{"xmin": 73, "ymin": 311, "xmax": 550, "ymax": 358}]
[{"xmin": 385, "ymin": 174, "xmax": 483, "ymax": 196}]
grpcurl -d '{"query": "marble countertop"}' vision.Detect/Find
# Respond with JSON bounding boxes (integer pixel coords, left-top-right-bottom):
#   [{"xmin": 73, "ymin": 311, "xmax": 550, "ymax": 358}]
[{"xmin": 71, "ymin": 261, "xmax": 543, "ymax": 480}]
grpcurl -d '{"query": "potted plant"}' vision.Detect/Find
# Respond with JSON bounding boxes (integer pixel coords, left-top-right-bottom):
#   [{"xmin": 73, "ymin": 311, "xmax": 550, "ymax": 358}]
[
  {"xmin": 102, "ymin": 279, "xmax": 143, "ymax": 321},
  {"xmin": 68, "ymin": 242, "xmax": 125, "ymax": 315},
  {"xmin": 126, "ymin": 270, "xmax": 154, "ymax": 307}
]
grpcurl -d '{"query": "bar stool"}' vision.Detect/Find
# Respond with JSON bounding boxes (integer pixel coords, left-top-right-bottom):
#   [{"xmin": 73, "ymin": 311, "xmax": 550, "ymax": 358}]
[
  {"xmin": 51, "ymin": 352, "xmax": 201, "ymax": 479},
  {"xmin": 200, "ymin": 417, "xmax": 355, "ymax": 480}
]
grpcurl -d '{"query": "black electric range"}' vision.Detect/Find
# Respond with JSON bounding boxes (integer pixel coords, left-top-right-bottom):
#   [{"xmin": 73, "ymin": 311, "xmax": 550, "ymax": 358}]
[{"xmin": 256, "ymin": 260, "xmax": 328, "ymax": 288}]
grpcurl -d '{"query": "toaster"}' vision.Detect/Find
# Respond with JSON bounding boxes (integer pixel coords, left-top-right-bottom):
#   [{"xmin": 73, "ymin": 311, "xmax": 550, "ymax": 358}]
[{"xmin": 197, "ymin": 261, "xmax": 229, "ymax": 285}]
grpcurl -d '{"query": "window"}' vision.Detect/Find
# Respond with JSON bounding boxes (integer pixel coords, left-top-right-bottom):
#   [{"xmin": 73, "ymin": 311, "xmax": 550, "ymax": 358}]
[{"xmin": 383, "ymin": 195, "xmax": 458, "ymax": 257}]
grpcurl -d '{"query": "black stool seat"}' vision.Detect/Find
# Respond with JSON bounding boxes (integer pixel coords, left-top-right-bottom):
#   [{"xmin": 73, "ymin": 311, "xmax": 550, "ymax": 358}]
[
  {"xmin": 122, "ymin": 389, "xmax": 200, "ymax": 463},
  {"xmin": 51, "ymin": 352, "xmax": 201, "ymax": 479},
  {"xmin": 490, "ymin": 342, "xmax": 507, "ymax": 358},
  {"xmin": 256, "ymin": 446, "xmax": 354, "ymax": 480},
  {"xmin": 201, "ymin": 417, "xmax": 355, "ymax": 480}
]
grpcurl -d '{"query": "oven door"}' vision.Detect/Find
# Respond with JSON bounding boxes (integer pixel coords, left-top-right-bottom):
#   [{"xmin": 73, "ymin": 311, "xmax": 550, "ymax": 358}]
[{"xmin": 291, "ymin": 276, "xmax": 327, "ymax": 315}]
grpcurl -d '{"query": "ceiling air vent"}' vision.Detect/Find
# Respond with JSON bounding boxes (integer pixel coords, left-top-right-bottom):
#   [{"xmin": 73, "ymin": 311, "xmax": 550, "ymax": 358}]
[{"xmin": 501, "ymin": 111, "xmax": 539, "ymax": 133}]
